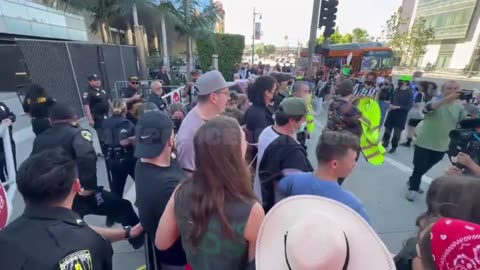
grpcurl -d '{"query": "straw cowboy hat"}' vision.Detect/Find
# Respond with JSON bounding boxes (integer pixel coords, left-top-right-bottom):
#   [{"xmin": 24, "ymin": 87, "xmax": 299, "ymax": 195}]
[{"xmin": 256, "ymin": 196, "xmax": 395, "ymax": 270}]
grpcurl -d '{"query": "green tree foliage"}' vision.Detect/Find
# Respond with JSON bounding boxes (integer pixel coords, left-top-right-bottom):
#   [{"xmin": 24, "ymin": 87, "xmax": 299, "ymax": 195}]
[
  {"xmin": 329, "ymin": 28, "xmax": 344, "ymax": 44},
  {"xmin": 197, "ymin": 33, "xmax": 245, "ymax": 80},
  {"xmin": 263, "ymin": 45, "xmax": 276, "ymax": 56},
  {"xmin": 382, "ymin": 7, "xmax": 409, "ymax": 59},
  {"xmin": 255, "ymin": 44, "xmax": 276, "ymax": 58},
  {"xmin": 405, "ymin": 17, "xmax": 435, "ymax": 66},
  {"xmin": 316, "ymin": 28, "xmax": 367, "ymax": 45},
  {"xmin": 382, "ymin": 7, "xmax": 435, "ymax": 66},
  {"xmin": 352, "ymin": 28, "xmax": 371, "ymax": 42}
]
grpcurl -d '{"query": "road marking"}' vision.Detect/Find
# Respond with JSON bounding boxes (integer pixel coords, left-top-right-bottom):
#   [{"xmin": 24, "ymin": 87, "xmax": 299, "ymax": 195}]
[{"xmin": 384, "ymin": 156, "xmax": 433, "ymax": 185}]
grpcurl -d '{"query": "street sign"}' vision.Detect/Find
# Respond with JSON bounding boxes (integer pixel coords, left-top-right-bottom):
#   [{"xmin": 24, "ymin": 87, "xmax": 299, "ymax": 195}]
[
  {"xmin": 173, "ymin": 91, "xmax": 180, "ymax": 103},
  {"xmin": 0, "ymin": 183, "xmax": 9, "ymax": 229}
]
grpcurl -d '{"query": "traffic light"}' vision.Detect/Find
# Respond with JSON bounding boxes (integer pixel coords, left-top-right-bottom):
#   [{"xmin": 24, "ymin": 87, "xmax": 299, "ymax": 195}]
[{"xmin": 319, "ymin": 0, "xmax": 339, "ymax": 38}]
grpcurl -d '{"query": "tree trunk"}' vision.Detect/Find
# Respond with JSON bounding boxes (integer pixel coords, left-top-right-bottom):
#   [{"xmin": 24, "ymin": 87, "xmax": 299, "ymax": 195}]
[
  {"xmin": 126, "ymin": 22, "xmax": 134, "ymax": 45},
  {"xmin": 106, "ymin": 22, "xmax": 113, "ymax": 44},
  {"xmin": 161, "ymin": 17, "xmax": 170, "ymax": 70},
  {"xmin": 100, "ymin": 21, "xmax": 109, "ymax": 43}
]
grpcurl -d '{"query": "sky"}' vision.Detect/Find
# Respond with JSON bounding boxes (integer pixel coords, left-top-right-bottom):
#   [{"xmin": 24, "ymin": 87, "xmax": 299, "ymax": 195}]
[{"xmin": 221, "ymin": 0, "xmax": 402, "ymax": 46}]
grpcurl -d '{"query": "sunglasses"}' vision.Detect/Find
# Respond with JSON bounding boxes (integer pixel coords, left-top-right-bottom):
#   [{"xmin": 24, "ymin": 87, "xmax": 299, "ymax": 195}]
[{"xmin": 131, "ymin": 81, "xmax": 139, "ymax": 85}]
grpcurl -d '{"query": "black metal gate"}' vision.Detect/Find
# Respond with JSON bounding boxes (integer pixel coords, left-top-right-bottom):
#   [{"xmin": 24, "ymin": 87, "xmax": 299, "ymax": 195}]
[{"xmin": 15, "ymin": 39, "xmax": 139, "ymax": 117}]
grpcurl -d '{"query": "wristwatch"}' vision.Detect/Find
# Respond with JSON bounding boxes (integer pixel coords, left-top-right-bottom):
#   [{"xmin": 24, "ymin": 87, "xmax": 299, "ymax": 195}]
[{"xmin": 123, "ymin": 226, "xmax": 132, "ymax": 240}]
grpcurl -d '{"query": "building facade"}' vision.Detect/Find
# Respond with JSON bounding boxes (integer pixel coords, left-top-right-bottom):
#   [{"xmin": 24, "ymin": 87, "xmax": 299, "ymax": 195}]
[{"xmin": 403, "ymin": 0, "xmax": 480, "ymax": 72}]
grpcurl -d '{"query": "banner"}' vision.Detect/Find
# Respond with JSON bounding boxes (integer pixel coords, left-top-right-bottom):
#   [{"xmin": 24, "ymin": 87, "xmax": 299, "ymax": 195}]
[{"xmin": 255, "ymin": 22, "xmax": 261, "ymax": 40}]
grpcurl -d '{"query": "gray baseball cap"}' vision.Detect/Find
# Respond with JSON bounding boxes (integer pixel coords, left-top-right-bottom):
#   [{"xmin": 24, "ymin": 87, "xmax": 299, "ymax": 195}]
[{"xmin": 195, "ymin": 70, "xmax": 233, "ymax": 96}]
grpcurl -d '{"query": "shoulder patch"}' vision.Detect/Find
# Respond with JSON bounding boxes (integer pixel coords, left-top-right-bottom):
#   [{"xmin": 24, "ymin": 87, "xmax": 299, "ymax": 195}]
[
  {"xmin": 120, "ymin": 128, "xmax": 127, "ymax": 134},
  {"xmin": 59, "ymin": 250, "xmax": 92, "ymax": 270},
  {"xmin": 80, "ymin": 130, "xmax": 93, "ymax": 142},
  {"xmin": 82, "ymin": 92, "xmax": 89, "ymax": 99}
]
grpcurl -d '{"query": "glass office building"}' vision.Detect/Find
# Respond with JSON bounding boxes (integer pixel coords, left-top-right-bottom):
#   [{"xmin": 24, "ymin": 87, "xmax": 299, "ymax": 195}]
[
  {"xmin": 0, "ymin": 0, "xmax": 89, "ymax": 41},
  {"xmin": 416, "ymin": 0, "xmax": 478, "ymax": 40}
]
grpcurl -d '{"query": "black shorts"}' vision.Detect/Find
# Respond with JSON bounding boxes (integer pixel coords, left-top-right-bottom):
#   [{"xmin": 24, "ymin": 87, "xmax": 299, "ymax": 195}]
[{"xmin": 408, "ymin": 118, "xmax": 422, "ymax": 127}]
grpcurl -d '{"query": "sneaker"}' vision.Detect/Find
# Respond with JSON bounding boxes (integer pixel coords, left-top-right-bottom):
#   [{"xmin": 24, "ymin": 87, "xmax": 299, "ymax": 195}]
[
  {"xmin": 400, "ymin": 142, "xmax": 411, "ymax": 147},
  {"xmin": 388, "ymin": 148, "xmax": 397, "ymax": 154},
  {"xmin": 405, "ymin": 181, "xmax": 424, "ymax": 194},
  {"xmin": 405, "ymin": 190, "xmax": 417, "ymax": 202}
]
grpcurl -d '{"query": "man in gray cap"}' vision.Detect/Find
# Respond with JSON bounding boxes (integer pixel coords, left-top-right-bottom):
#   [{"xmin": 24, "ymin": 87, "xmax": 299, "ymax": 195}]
[{"xmin": 176, "ymin": 70, "xmax": 232, "ymax": 173}]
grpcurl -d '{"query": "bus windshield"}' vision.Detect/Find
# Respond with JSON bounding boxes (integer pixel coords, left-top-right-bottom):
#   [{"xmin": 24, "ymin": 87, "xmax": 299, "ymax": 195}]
[{"xmin": 361, "ymin": 51, "xmax": 394, "ymax": 72}]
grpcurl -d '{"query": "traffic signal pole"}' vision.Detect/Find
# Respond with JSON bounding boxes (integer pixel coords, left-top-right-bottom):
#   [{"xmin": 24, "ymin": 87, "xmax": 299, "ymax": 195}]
[{"xmin": 307, "ymin": 0, "xmax": 321, "ymax": 78}]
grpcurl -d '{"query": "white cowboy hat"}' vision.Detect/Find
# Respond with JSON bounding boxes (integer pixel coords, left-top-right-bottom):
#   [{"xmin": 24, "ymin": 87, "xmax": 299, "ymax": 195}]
[{"xmin": 256, "ymin": 196, "xmax": 395, "ymax": 270}]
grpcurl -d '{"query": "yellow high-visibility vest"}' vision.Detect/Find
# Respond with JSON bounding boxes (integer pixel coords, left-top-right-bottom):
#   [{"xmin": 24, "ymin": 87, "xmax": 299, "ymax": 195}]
[
  {"xmin": 306, "ymin": 95, "xmax": 315, "ymax": 134},
  {"xmin": 357, "ymin": 98, "xmax": 385, "ymax": 165}
]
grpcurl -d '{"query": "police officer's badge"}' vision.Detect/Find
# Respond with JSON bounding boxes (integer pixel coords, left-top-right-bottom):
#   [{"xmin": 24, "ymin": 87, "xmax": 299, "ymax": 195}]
[
  {"xmin": 59, "ymin": 250, "xmax": 92, "ymax": 270},
  {"xmin": 81, "ymin": 130, "xmax": 93, "ymax": 142}
]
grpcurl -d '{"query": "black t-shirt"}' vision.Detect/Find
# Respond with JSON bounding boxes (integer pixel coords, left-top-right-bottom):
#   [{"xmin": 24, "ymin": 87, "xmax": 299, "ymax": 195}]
[
  {"xmin": 134, "ymin": 160, "xmax": 187, "ymax": 266},
  {"xmin": 258, "ymin": 135, "xmax": 314, "ymax": 212},
  {"xmin": 82, "ymin": 86, "xmax": 109, "ymax": 116},
  {"xmin": 244, "ymin": 105, "xmax": 274, "ymax": 143}
]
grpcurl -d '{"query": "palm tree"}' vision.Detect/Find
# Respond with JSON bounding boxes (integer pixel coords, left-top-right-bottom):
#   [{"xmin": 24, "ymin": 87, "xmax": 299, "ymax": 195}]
[
  {"xmin": 43, "ymin": 0, "xmax": 121, "ymax": 43},
  {"xmin": 88, "ymin": 0, "xmax": 121, "ymax": 43},
  {"xmin": 171, "ymin": 0, "xmax": 220, "ymax": 79}
]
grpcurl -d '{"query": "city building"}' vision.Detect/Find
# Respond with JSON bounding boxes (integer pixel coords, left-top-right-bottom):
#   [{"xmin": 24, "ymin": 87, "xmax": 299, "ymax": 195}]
[{"xmin": 402, "ymin": 0, "xmax": 480, "ymax": 72}]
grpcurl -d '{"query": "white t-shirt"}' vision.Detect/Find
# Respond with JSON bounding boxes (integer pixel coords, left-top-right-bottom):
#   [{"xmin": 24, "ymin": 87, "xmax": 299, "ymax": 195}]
[{"xmin": 254, "ymin": 126, "xmax": 280, "ymax": 202}]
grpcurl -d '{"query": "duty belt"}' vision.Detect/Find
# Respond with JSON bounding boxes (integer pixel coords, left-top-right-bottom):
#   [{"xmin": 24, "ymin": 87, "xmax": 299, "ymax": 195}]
[{"xmin": 105, "ymin": 146, "xmax": 127, "ymax": 160}]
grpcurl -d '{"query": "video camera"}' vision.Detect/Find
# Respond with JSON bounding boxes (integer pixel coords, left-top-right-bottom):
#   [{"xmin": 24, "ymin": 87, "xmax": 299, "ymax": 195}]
[
  {"xmin": 448, "ymin": 118, "xmax": 480, "ymax": 171},
  {"xmin": 459, "ymin": 89, "xmax": 475, "ymax": 102}
]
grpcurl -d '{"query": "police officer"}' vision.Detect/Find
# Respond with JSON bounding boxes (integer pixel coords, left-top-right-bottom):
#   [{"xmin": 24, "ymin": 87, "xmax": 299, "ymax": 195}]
[
  {"xmin": 0, "ymin": 101, "xmax": 16, "ymax": 184},
  {"xmin": 82, "ymin": 74, "xmax": 111, "ymax": 154},
  {"xmin": 102, "ymin": 100, "xmax": 136, "ymax": 199},
  {"xmin": 22, "ymin": 84, "xmax": 56, "ymax": 136},
  {"xmin": 148, "ymin": 80, "xmax": 167, "ymax": 111},
  {"xmin": 0, "ymin": 148, "xmax": 144, "ymax": 269},
  {"xmin": 31, "ymin": 103, "xmax": 143, "ymax": 249},
  {"xmin": 121, "ymin": 75, "xmax": 143, "ymax": 124}
]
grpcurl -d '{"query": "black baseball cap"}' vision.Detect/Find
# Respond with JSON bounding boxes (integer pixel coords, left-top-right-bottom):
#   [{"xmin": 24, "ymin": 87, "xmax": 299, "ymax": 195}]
[
  {"xmin": 134, "ymin": 111, "xmax": 173, "ymax": 158},
  {"xmin": 128, "ymin": 75, "xmax": 139, "ymax": 82},
  {"xmin": 87, "ymin": 74, "xmax": 101, "ymax": 81}
]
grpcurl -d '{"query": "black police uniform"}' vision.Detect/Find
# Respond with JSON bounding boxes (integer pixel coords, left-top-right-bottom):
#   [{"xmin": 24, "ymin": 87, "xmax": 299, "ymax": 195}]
[
  {"xmin": 22, "ymin": 94, "xmax": 55, "ymax": 135},
  {"xmin": 0, "ymin": 206, "xmax": 113, "ymax": 270},
  {"xmin": 0, "ymin": 102, "xmax": 16, "ymax": 183},
  {"xmin": 147, "ymin": 92, "xmax": 167, "ymax": 111},
  {"xmin": 102, "ymin": 114, "xmax": 136, "ymax": 198},
  {"xmin": 82, "ymin": 85, "xmax": 110, "ymax": 147},
  {"xmin": 121, "ymin": 85, "xmax": 142, "ymax": 124},
  {"xmin": 31, "ymin": 123, "xmax": 141, "ymax": 237}
]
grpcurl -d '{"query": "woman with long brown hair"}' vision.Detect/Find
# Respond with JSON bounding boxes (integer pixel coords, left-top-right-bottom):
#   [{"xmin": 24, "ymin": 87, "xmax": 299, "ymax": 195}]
[{"xmin": 155, "ymin": 116, "xmax": 265, "ymax": 270}]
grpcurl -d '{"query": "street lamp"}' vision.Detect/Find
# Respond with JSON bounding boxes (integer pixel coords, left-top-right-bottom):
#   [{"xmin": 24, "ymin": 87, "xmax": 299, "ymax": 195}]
[
  {"xmin": 285, "ymin": 35, "xmax": 289, "ymax": 57},
  {"xmin": 252, "ymin": 8, "xmax": 262, "ymax": 65}
]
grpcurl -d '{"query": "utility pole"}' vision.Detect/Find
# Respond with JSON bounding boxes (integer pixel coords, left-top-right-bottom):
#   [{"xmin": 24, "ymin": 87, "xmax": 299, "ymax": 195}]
[
  {"xmin": 307, "ymin": 0, "xmax": 321, "ymax": 78},
  {"xmin": 160, "ymin": 0, "xmax": 170, "ymax": 71},
  {"xmin": 132, "ymin": 2, "xmax": 148, "ymax": 79},
  {"xmin": 252, "ymin": 8, "xmax": 261, "ymax": 65}
]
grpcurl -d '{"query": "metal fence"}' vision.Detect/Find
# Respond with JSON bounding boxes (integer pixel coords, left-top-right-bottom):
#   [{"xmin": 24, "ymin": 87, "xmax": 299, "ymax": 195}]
[
  {"xmin": 0, "ymin": 123, "xmax": 16, "ymax": 225},
  {"xmin": 15, "ymin": 39, "xmax": 139, "ymax": 118}
]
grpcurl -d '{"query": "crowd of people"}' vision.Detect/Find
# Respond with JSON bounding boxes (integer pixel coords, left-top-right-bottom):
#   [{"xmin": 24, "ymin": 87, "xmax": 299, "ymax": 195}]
[{"xmin": 0, "ymin": 64, "xmax": 479, "ymax": 270}]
